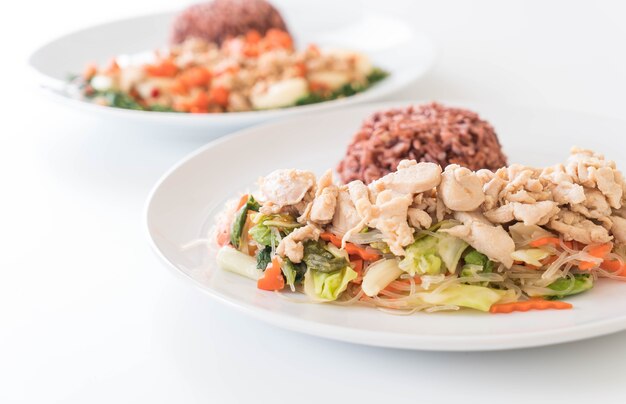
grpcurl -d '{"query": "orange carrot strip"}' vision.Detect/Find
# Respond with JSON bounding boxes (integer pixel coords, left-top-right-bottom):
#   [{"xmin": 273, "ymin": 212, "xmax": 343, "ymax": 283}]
[
  {"xmin": 144, "ymin": 60, "xmax": 178, "ymax": 77},
  {"xmin": 490, "ymin": 298, "xmax": 573, "ymax": 314},
  {"xmin": 529, "ymin": 237, "xmax": 561, "ymax": 248},
  {"xmin": 350, "ymin": 258, "xmax": 364, "ymax": 275},
  {"xmin": 320, "ymin": 233, "xmax": 381, "ymax": 262},
  {"xmin": 600, "ymin": 259, "xmax": 626, "ymax": 275},
  {"xmin": 209, "ymin": 86, "xmax": 229, "ymax": 107},
  {"xmin": 529, "ymin": 237, "xmax": 575, "ymax": 250},
  {"xmin": 257, "ymin": 257, "xmax": 285, "ymax": 291},
  {"xmin": 179, "ymin": 66, "xmax": 212, "ymax": 88},
  {"xmin": 579, "ymin": 243, "xmax": 613, "ymax": 270}
]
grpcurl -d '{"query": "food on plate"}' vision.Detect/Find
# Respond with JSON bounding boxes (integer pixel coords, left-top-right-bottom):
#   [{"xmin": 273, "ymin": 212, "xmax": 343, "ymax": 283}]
[
  {"xmin": 170, "ymin": 0, "xmax": 290, "ymax": 45},
  {"xmin": 337, "ymin": 103, "xmax": 508, "ymax": 184},
  {"xmin": 77, "ymin": 30, "xmax": 386, "ymax": 113},
  {"xmin": 213, "ymin": 147, "xmax": 626, "ymax": 314},
  {"xmin": 73, "ymin": 0, "xmax": 388, "ymax": 113}
]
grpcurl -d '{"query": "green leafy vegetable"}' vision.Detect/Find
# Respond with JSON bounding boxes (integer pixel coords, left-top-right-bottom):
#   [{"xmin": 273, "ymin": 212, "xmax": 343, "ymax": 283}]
[
  {"xmin": 399, "ymin": 235, "xmax": 441, "ymax": 275},
  {"xmin": 415, "ymin": 284, "xmax": 508, "ymax": 312},
  {"xmin": 303, "ymin": 267, "xmax": 357, "ymax": 301},
  {"xmin": 295, "ymin": 68, "xmax": 389, "ymax": 106},
  {"xmin": 248, "ymin": 213, "xmax": 300, "ymax": 246},
  {"xmin": 256, "ymin": 246, "xmax": 272, "ymax": 270},
  {"xmin": 547, "ymin": 274, "xmax": 593, "ymax": 299},
  {"xmin": 230, "ymin": 195, "xmax": 260, "ymax": 248},
  {"xmin": 461, "ymin": 249, "xmax": 494, "ymax": 277},
  {"xmin": 302, "ymin": 241, "xmax": 350, "ymax": 273},
  {"xmin": 107, "ymin": 91, "xmax": 144, "ymax": 110},
  {"xmin": 281, "ymin": 258, "xmax": 306, "ymax": 290},
  {"xmin": 437, "ymin": 234, "xmax": 469, "ymax": 273},
  {"xmin": 148, "ymin": 104, "xmax": 177, "ymax": 112},
  {"xmin": 249, "ymin": 221, "xmax": 274, "ymax": 246}
]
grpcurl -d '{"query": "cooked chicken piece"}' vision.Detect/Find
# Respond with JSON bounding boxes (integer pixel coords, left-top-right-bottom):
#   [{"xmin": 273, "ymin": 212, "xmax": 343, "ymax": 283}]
[
  {"xmin": 479, "ymin": 171, "xmax": 507, "ymax": 210},
  {"xmin": 369, "ymin": 160, "xmax": 442, "ymax": 195},
  {"xmin": 441, "ymin": 212, "xmax": 515, "ymax": 268},
  {"xmin": 259, "ymin": 169, "xmax": 316, "ymax": 214},
  {"xmin": 484, "ymin": 201, "xmax": 559, "ymax": 226},
  {"xmin": 484, "ymin": 204, "xmax": 514, "ymax": 223},
  {"xmin": 308, "ymin": 170, "xmax": 339, "ymax": 224},
  {"xmin": 276, "ymin": 224, "xmax": 321, "ymax": 263},
  {"xmin": 506, "ymin": 189, "xmax": 536, "ymax": 204},
  {"xmin": 439, "ymin": 164, "xmax": 485, "ymax": 211},
  {"xmin": 369, "ymin": 190, "xmax": 414, "ymax": 255},
  {"xmin": 407, "ymin": 207, "xmax": 432, "ymax": 229},
  {"xmin": 570, "ymin": 189, "xmax": 611, "ymax": 221},
  {"xmin": 552, "ymin": 181, "xmax": 586, "ymax": 205},
  {"xmin": 330, "ymin": 189, "xmax": 361, "ymax": 235},
  {"xmin": 596, "ymin": 166, "xmax": 623, "ymax": 208},
  {"xmin": 540, "ymin": 164, "xmax": 586, "ymax": 205},
  {"xmin": 565, "ymin": 148, "xmax": 624, "ymax": 208},
  {"xmin": 610, "ymin": 216, "xmax": 626, "ymax": 244},
  {"xmin": 548, "ymin": 210, "xmax": 612, "ymax": 244},
  {"xmin": 506, "ymin": 165, "xmax": 534, "ymax": 191},
  {"xmin": 413, "ymin": 192, "xmax": 438, "ymax": 215},
  {"xmin": 511, "ymin": 201, "xmax": 560, "ymax": 226},
  {"xmin": 343, "ymin": 180, "xmax": 376, "ymax": 242}
]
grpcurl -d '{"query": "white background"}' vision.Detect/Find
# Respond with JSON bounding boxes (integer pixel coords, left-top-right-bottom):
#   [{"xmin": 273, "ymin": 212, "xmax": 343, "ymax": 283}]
[{"xmin": 2, "ymin": 1, "xmax": 626, "ymax": 403}]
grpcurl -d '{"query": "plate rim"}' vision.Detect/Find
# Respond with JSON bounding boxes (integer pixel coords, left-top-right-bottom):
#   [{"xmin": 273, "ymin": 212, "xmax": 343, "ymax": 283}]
[{"xmin": 144, "ymin": 101, "xmax": 626, "ymax": 351}]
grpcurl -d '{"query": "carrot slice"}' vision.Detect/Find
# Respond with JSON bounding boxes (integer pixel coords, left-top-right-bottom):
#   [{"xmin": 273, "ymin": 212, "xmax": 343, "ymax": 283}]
[
  {"xmin": 209, "ymin": 86, "xmax": 229, "ymax": 107},
  {"xmin": 600, "ymin": 259, "xmax": 626, "ymax": 275},
  {"xmin": 257, "ymin": 257, "xmax": 285, "ymax": 291},
  {"xmin": 350, "ymin": 258, "xmax": 364, "ymax": 275},
  {"xmin": 144, "ymin": 59, "xmax": 178, "ymax": 77},
  {"xmin": 528, "ymin": 237, "xmax": 573, "ymax": 249},
  {"xmin": 320, "ymin": 233, "xmax": 381, "ymax": 261},
  {"xmin": 579, "ymin": 243, "xmax": 613, "ymax": 270},
  {"xmin": 178, "ymin": 66, "xmax": 212, "ymax": 88},
  {"xmin": 490, "ymin": 298, "xmax": 573, "ymax": 314}
]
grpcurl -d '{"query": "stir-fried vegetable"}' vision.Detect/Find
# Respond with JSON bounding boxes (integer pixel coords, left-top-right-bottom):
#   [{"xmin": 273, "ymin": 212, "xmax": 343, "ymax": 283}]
[
  {"xmin": 281, "ymin": 258, "xmax": 306, "ymax": 291},
  {"xmin": 460, "ymin": 249, "xmax": 494, "ymax": 283},
  {"xmin": 230, "ymin": 195, "xmax": 260, "ymax": 248},
  {"xmin": 295, "ymin": 68, "xmax": 388, "ymax": 106},
  {"xmin": 303, "ymin": 266, "xmax": 357, "ymax": 301},
  {"xmin": 547, "ymin": 274, "xmax": 593, "ymax": 298},
  {"xmin": 217, "ymin": 246, "xmax": 263, "ymax": 280},
  {"xmin": 511, "ymin": 248, "xmax": 552, "ymax": 267},
  {"xmin": 415, "ymin": 284, "xmax": 508, "ymax": 312},
  {"xmin": 399, "ymin": 231, "xmax": 468, "ymax": 276},
  {"xmin": 320, "ymin": 233, "xmax": 381, "ymax": 261},
  {"xmin": 361, "ymin": 259, "xmax": 404, "ymax": 297},
  {"xmin": 256, "ymin": 246, "xmax": 272, "ymax": 270},
  {"xmin": 302, "ymin": 241, "xmax": 350, "ymax": 273},
  {"xmin": 437, "ymin": 234, "xmax": 469, "ymax": 273},
  {"xmin": 257, "ymin": 257, "xmax": 285, "ymax": 291},
  {"xmin": 400, "ymin": 236, "xmax": 442, "ymax": 275},
  {"xmin": 490, "ymin": 298, "xmax": 573, "ymax": 313}
]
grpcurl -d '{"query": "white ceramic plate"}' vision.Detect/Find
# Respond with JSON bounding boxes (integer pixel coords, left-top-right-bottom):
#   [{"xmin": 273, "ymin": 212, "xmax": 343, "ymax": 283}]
[
  {"xmin": 145, "ymin": 102, "xmax": 626, "ymax": 351},
  {"xmin": 28, "ymin": 11, "xmax": 435, "ymax": 136}
]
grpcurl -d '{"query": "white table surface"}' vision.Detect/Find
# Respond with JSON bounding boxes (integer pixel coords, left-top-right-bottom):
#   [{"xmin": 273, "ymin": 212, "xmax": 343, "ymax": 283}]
[{"xmin": 2, "ymin": 0, "xmax": 626, "ymax": 402}]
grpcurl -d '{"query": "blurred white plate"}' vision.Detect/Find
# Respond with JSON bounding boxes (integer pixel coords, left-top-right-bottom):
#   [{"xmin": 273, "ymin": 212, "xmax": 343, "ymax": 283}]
[
  {"xmin": 28, "ymin": 11, "xmax": 435, "ymax": 137},
  {"xmin": 145, "ymin": 102, "xmax": 626, "ymax": 351}
]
